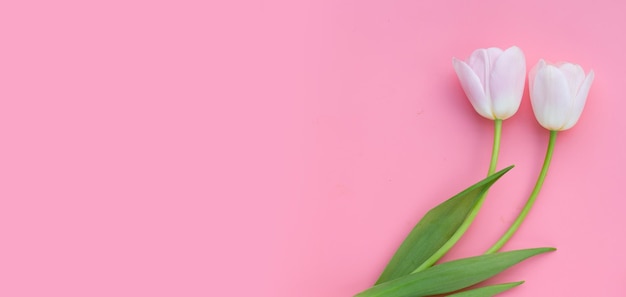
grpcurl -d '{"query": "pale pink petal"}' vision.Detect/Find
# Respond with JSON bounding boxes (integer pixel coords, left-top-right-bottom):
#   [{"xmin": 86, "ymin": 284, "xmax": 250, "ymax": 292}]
[
  {"xmin": 467, "ymin": 49, "xmax": 489, "ymax": 91},
  {"xmin": 453, "ymin": 58, "xmax": 492, "ymax": 119},
  {"xmin": 562, "ymin": 70, "xmax": 594, "ymax": 130},
  {"xmin": 557, "ymin": 63, "xmax": 586, "ymax": 99},
  {"xmin": 485, "ymin": 47, "xmax": 504, "ymax": 63},
  {"xmin": 531, "ymin": 65, "xmax": 572, "ymax": 130},
  {"xmin": 528, "ymin": 59, "xmax": 547, "ymax": 97},
  {"xmin": 489, "ymin": 46, "xmax": 526, "ymax": 119},
  {"xmin": 468, "ymin": 48, "xmax": 502, "ymax": 94}
]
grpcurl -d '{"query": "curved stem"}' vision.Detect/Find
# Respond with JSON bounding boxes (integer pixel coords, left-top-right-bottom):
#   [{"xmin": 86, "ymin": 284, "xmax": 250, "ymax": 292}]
[
  {"xmin": 412, "ymin": 119, "xmax": 503, "ymax": 273},
  {"xmin": 485, "ymin": 130, "xmax": 557, "ymax": 254},
  {"xmin": 488, "ymin": 119, "xmax": 502, "ymax": 176}
]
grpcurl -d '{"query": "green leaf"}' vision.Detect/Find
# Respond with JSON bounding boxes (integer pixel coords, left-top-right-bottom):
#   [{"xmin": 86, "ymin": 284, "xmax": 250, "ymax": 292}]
[
  {"xmin": 356, "ymin": 247, "xmax": 555, "ymax": 297},
  {"xmin": 446, "ymin": 281, "xmax": 524, "ymax": 297},
  {"xmin": 375, "ymin": 166, "xmax": 514, "ymax": 284}
]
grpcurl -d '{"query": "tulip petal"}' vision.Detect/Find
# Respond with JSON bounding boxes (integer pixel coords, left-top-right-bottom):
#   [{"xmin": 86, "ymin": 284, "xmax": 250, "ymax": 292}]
[
  {"xmin": 467, "ymin": 48, "xmax": 503, "ymax": 96},
  {"xmin": 528, "ymin": 59, "xmax": 547, "ymax": 97},
  {"xmin": 467, "ymin": 49, "xmax": 488, "ymax": 91},
  {"xmin": 562, "ymin": 70, "xmax": 594, "ymax": 130},
  {"xmin": 530, "ymin": 65, "xmax": 571, "ymax": 130},
  {"xmin": 453, "ymin": 58, "xmax": 492, "ymax": 119},
  {"xmin": 490, "ymin": 46, "xmax": 526, "ymax": 119},
  {"xmin": 557, "ymin": 63, "xmax": 586, "ymax": 99},
  {"xmin": 486, "ymin": 47, "xmax": 504, "ymax": 60}
]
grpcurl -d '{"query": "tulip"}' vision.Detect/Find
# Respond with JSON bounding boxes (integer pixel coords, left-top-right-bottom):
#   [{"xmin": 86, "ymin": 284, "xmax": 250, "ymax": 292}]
[
  {"xmin": 431, "ymin": 47, "xmax": 526, "ymax": 271},
  {"xmin": 452, "ymin": 46, "xmax": 526, "ymax": 120},
  {"xmin": 529, "ymin": 60, "xmax": 594, "ymax": 131},
  {"xmin": 487, "ymin": 60, "xmax": 595, "ymax": 254}
]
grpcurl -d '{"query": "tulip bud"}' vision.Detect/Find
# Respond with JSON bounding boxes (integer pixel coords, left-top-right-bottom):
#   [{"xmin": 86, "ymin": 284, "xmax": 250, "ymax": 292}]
[
  {"xmin": 453, "ymin": 46, "xmax": 526, "ymax": 120},
  {"xmin": 529, "ymin": 60, "xmax": 594, "ymax": 131}
]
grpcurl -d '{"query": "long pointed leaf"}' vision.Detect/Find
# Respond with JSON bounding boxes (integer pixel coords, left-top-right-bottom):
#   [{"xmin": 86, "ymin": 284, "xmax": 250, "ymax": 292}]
[
  {"xmin": 446, "ymin": 281, "xmax": 524, "ymax": 297},
  {"xmin": 357, "ymin": 247, "xmax": 554, "ymax": 297},
  {"xmin": 376, "ymin": 166, "xmax": 514, "ymax": 284}
]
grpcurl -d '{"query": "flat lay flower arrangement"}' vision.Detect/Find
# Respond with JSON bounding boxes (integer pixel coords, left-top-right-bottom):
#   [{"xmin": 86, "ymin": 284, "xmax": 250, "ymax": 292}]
[{"xmin": 354, "ymin": 46, "xmax": 594, "ymax": 297}]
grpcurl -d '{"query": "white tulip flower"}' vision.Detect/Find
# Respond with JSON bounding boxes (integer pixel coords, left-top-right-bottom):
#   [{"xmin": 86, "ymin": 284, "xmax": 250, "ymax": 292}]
[
  {"xmin": 453, "ymin": 46, "xmax": 526, "ymax": 120},
  {"xmin": 529, "ymin": 59, "xmax": 594, "ymax": 131}
]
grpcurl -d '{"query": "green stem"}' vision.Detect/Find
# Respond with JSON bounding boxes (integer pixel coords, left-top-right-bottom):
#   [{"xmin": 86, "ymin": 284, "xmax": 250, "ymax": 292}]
[
  {"xmin": 485, "ymin": 130, "xmax": 557, "ymax": 254},
  {"xmin": 412, "ymin": 119, "xmax": 503, "ymax": 273},
  {"xmin": 488, "ymin": 119, "xmax": 502, "ymax": 176}
]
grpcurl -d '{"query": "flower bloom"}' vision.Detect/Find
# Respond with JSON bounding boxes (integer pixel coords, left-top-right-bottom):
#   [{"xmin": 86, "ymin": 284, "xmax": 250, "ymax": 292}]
[
  {"xmin": 529, "ymin": 60, "xmax": 594, "ymax": 131},
  {"xmin": 453, "ymin": 46, "xmax": 526, "ymax": 120}
]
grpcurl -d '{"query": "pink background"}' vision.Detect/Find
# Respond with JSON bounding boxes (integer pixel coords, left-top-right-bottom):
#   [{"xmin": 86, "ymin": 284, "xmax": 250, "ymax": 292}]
[{"xmin": 0, "ymin": 0, "xmax": 624, "ymax": 296}]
